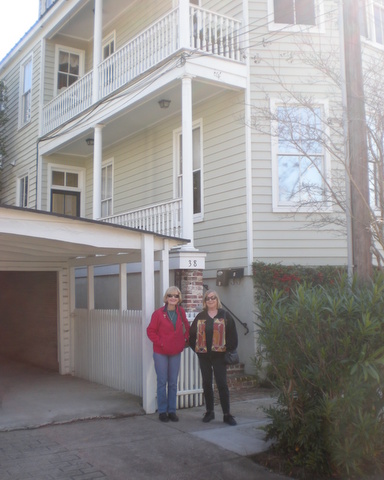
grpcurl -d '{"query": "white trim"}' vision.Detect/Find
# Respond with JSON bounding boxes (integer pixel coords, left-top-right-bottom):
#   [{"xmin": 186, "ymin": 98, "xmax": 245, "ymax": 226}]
[
  {"xmin": 47, "ymin": 163, "xmax": 86, "ymax": 216},
  {"xmin": 267, "ymin": 0, "xmax": 324, "ymax": 34},
  {"xmin": 53, "ymin": 44, "xmax": 85, "ymax": 97},
  {"xmin": 270, "ymin": 98, "xmax": 332, "ymax": 213}
]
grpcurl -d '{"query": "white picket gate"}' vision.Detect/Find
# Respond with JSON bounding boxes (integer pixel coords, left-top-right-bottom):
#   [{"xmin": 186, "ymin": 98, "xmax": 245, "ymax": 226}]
[{"xmin": 73, "ymin": 309, "xmax": 203, "ymax": 408}]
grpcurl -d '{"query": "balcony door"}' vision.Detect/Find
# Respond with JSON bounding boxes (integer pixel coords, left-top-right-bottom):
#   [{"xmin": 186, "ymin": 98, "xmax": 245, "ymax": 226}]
[
  {"xmin": 51, "ymin": 190, "xmax": 80, "ymax": 217},
  {"xmin": 49, "ymin": 166, "xmax": 84, "ymax": 217}
]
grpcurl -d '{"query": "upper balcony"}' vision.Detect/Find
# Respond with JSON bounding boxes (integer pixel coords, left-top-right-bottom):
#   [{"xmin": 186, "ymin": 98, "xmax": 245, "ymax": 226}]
[{"xmin": 41, "ymin": 4, "xmax": 244, "ymax": 137}]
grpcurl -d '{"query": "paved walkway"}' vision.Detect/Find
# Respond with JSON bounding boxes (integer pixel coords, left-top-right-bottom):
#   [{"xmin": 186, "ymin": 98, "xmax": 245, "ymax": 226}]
[{"xmin": 0, "ymin": 359, "xmax": 289, "ymax": 479}]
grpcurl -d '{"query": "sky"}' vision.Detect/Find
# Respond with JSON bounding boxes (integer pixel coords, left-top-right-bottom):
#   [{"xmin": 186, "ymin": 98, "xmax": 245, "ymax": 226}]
[{"xmin": 1, "ymin": 1, "xmax": 39, "ymax": 61}]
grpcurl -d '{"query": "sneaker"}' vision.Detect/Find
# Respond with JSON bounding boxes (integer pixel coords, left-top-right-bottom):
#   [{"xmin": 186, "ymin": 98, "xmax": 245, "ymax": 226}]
[
  {"xmin": 223, "ymin": 414, "xmax": 237, "ymax": 426},
  {"xmin": 202, "ymin": 411, "xmax": 215, "ymax": 423},
  {"xmin": 159, "ymin": 413, "xmax": 169, "ymax": 422},
  {"xmin": 168, "ymin": 412, "xmax": 179, "ymax": 422}
]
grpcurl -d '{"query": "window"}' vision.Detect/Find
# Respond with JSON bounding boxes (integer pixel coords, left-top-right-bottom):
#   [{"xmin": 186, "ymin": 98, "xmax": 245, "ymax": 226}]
[
  {"xmin": 101, "ymin": 161, "xmax": 113, "ymax": 217},
  {"xmin": 272, "ymin": 104, "xmax": 327, "ymax": 210},
  {"xmin": 17, "ymin": 175, "xmax": 29, "ymax": 207},
  {"xmin": 46, "ymin": 0, "xmax": 54, "ymax": 8},
  {"xmin": 49, "ymin": 167, "xmax": 84, "ymax": 217},
  {"xmin": 273, "ymin": 0, "xmax": 316, "ymax": 26},
  {"xmin": 176, "ymin": 124, "xmax": 203, "ymax": 218},
  {"xmin": 55, "ymin": 46, "xmax": 84, "ymax": 94},
  {"xmin": 373, "ymin": 0, "xmax": 384, "ymax": 44},
  {"xmin": 366, "ymin": 116, "xmax": 384, "ymax": 211},
  {"xmin": 103, "ymin": 33, "xmax": 115, "ymax": 60},
  {"xmin": 19, "ymin": 57, "xmax": 32, "ymax": 127}
]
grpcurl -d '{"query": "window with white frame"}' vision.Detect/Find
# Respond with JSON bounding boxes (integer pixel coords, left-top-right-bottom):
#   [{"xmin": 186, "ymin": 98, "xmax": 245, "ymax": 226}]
[
  {"xmin": 103, "ymin": 33, "xmax": 115, "ymax": 60},
  {"xmin": 55, "ymin": 46, "xmax": 84, "ymax": 94},
  {"xmin": 273, "ymin": 0, "xmax": 316, "ymax": 26},
  {"xmin": 366, "ymin": 116, "xmax": 384, "ymax": 211},
  {"xmin": 49, "ymin": 167, "xmax": 84, "ymax": 217},
  {"xmin": 175, "ymin": 123, "xmax": 203, "ymax": 218},
  {"xmin": 272, "ymin": 103, "xmax": 327, "ymax": 210},
  {"xmin": 46, "ymin": 0, "xmax": 54, "ymax": 8},
  {"xmin": 19, "ymin": 57, "xmax": 32, "ymax": 127},
  {"xmin": 17, "ymin": 174, "xmax": 29, "ymax": 208},
  {"xmin": 373, "ymin": 0, "xmax": 384, "ymax": 44},
  {"xmin": 101, "ymin": 160, "xmax": 113, "ymax": 217}
]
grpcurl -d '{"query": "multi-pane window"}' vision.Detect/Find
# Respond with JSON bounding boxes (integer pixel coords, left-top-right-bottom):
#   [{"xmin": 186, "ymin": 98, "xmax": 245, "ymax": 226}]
[
  {"xmin": 20, "ymin": 58, "xmax": 32, "ymax": 126},
  {"xmin": 374, "ymin": 0, "xmax": 384, "ymax": 44},
  {"xmin": 56, "ymin": 47, "xmax": 82, "ymax": 93},
  {"xmin": 103, "ymin": 34, "xmax": 115, "ymax": 60},
  {"xmin": 274, "ymin": 0, "xmax": 316, "ymax": 25},
  {"xmin": 101, "ymin": 162, "xmax": 113, "ymax": 217},
  {"xmin": 274, "ymin": 105, "xmax": 326, "ymax": 208},
  {"xmin": 366, "ymin": 117, "xmax": 384, "ymax": 211},
  {"xmin": 50, "ymin": 169, "xmax": 81, "ymax": 217},
  {"xmin": 18, "ymin": 175, "xmax": 29, "ymax": 208},
  {"xmin": 177, "ymin": 126, "xmax": 202, "ymax": 216}
]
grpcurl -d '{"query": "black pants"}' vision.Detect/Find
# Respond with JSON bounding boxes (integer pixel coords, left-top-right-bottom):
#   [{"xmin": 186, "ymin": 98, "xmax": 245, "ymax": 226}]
[{"xmin": 198, "ymin": 354, "xmax": 230, "ymax": 414}]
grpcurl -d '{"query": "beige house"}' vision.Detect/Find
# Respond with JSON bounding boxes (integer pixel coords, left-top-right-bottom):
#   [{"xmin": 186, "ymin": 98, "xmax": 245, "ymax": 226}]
[{"xmin": 0, "ymin": 0, "xmax": 382, "ymax": 410}]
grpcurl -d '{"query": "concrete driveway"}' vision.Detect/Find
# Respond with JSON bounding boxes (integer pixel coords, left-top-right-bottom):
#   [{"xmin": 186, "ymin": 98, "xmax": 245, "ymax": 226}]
[{"xmin": 0, "ymin": 357, "xmax": 144, "ymax": 431}]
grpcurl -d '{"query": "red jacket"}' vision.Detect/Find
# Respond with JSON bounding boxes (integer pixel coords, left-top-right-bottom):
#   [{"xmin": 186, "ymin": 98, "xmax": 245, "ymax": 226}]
[{"xmin": 147, "ymin": 305, "xmax": 190, "ymax": 356}]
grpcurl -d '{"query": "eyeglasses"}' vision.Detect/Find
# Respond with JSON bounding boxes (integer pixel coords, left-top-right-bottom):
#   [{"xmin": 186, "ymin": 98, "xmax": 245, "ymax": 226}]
[
  {"xmin": 167, "ymin": 294, "xmax": 179, "ymax": 299},
  {"xmin": 205, "ymin": 296, "xmax": 217, "ymax": 301}
]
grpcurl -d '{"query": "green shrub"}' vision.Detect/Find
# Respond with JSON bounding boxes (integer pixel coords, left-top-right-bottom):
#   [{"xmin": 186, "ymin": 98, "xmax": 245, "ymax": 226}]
[{"xmin": 254, "ymin": 271, "xmax": 384, "ymax": 478}]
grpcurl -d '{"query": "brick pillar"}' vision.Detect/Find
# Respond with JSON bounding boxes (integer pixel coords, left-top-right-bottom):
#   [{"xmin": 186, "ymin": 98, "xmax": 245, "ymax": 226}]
[{"xmin": 177, "ymin": 269, "xmax": 203, "ymax": 318}]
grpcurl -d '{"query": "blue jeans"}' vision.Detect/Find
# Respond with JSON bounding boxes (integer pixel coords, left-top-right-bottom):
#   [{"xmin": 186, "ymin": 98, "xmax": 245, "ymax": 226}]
[{"xmin": 153, "ymin": 352, "xmax": 181, "ymax": 414}]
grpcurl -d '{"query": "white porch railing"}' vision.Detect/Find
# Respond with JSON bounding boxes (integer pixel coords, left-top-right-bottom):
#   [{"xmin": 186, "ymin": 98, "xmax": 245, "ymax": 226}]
[
  {"xmin": 73, "ymin": 309, "xmax": 203, "ymax": 409},
  {"xmin": 41, "ymin": 6, "xmax": 243, "ymax": 135},
  {"xmin": 102, "ymin": 198, "xmax": 182, "ymax": 238}
]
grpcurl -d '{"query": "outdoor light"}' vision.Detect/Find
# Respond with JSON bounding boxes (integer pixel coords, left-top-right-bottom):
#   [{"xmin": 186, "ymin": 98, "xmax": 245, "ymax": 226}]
[
  {"xmin": 86, "ymin": 138, "xmax": 94, "ymax": 146},
  {"xmin": 158, "ymin": 99, "xmax": 171, "ymax": 109}
]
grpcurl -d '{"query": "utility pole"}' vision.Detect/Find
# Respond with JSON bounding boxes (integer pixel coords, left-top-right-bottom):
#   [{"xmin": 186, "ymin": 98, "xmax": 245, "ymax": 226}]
[{"xmin": 343, "ymin": 0, "xmax": 372, "ymax": 280}]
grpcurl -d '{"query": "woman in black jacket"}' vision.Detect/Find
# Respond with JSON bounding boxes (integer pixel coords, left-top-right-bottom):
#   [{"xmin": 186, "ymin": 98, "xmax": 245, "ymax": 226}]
[{"xmin": 189, "ymin": 289, "xmax": 238, "ymax": 426}]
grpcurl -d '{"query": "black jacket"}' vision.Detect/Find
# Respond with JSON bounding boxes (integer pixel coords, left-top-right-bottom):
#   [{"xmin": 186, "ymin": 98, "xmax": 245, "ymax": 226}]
[{"xmin": 189, "ymin": 308, "xmax": 238, "ymax": 356}]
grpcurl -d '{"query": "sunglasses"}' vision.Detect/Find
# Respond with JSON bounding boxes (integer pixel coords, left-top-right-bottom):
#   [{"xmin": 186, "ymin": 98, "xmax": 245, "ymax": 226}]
[
  {"xmin": 205, "ymin": 295, "xmax": 217, "ymax": 301},
  {"xmin": 167, "ymin": 294, "xmax": 179, "ymax": 299}
]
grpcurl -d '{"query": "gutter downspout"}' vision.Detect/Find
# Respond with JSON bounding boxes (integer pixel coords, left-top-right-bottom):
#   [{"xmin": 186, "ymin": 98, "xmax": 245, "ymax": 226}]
[{"xmin": 243, "ymin": 0, "xmax": 253, "ymax": 276}]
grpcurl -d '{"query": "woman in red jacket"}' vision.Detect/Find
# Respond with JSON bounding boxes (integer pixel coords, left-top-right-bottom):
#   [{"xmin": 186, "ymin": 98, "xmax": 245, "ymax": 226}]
[{"xmin": 147, "ymin": 286, "xmax": 190, "ymax": 422}]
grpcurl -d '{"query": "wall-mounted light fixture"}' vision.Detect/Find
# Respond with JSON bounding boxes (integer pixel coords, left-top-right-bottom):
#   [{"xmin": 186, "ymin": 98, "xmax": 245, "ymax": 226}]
[
  {"xmin": 158, "ymin": 99, "xmax": 171, "ymax": 109},
  {"xmin": 86, "ymin": 138, "xmax": 94, "ymax": 146}
]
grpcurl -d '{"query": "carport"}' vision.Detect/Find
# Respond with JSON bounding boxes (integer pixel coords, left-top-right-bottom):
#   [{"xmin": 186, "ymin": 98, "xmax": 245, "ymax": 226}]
[{"xmin": 0, "ymin": 205, "xmax": 187, "ymax": 413}]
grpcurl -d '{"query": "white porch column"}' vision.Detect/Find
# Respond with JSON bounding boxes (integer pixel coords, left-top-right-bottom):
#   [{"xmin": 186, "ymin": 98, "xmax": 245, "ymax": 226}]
[
  {"xmin": 141, "ymin": 234, "xmax": 156, "ymax": 413},
  {"xmin": 92, "ymin": 0, "xmax": 103, "ymax": 103},
  {"xmin": 119, "ymin": 263, "xmax": 127, "ymax": 311},
  {"xmin": 181, "ymin": 75, "xmax": 195, "ymax": 249},
  {"xmin": 158, "ymin": 239, "xmax": 170, "ymax": 298},
  {"xmin": 178, "ymin": 0, "xmax": 190, "ymax": 49},
  {"xmin": 92, "ymin": 124, "xmax": 104, "ymax": 220},
  {"xmin": 87, "ymin": 265, "xmax": 95, "ymax": 309}
]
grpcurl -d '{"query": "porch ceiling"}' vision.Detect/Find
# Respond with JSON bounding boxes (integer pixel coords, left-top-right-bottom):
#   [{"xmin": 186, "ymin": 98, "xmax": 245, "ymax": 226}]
[
  {"xmin": 45, "ymin": 79, "xmax": 228, "ymax": 158},
  {"xmin": 49, "ymin": 0, "xmax": 133, "ymax": 43},
  {"xmin": 0, "ymin": 205, "xmax": 187, "ymax": 270}
]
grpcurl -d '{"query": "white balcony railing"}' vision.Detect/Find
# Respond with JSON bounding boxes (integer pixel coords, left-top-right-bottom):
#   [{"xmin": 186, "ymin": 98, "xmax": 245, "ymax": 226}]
[
  {"xmin": 42, "ymin": 71, "xmax": 93, "ymax": 134},
  {"xmin": 41, "ymin": 6, "xmax": 243, "ymax": 136},
  {"xmin": 102, "ymin": 199, "xmax": 182, "ymax": 238},
  {"xmin": 99, "ymin": 9, "xmax": 179, "ymax": 99}
]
